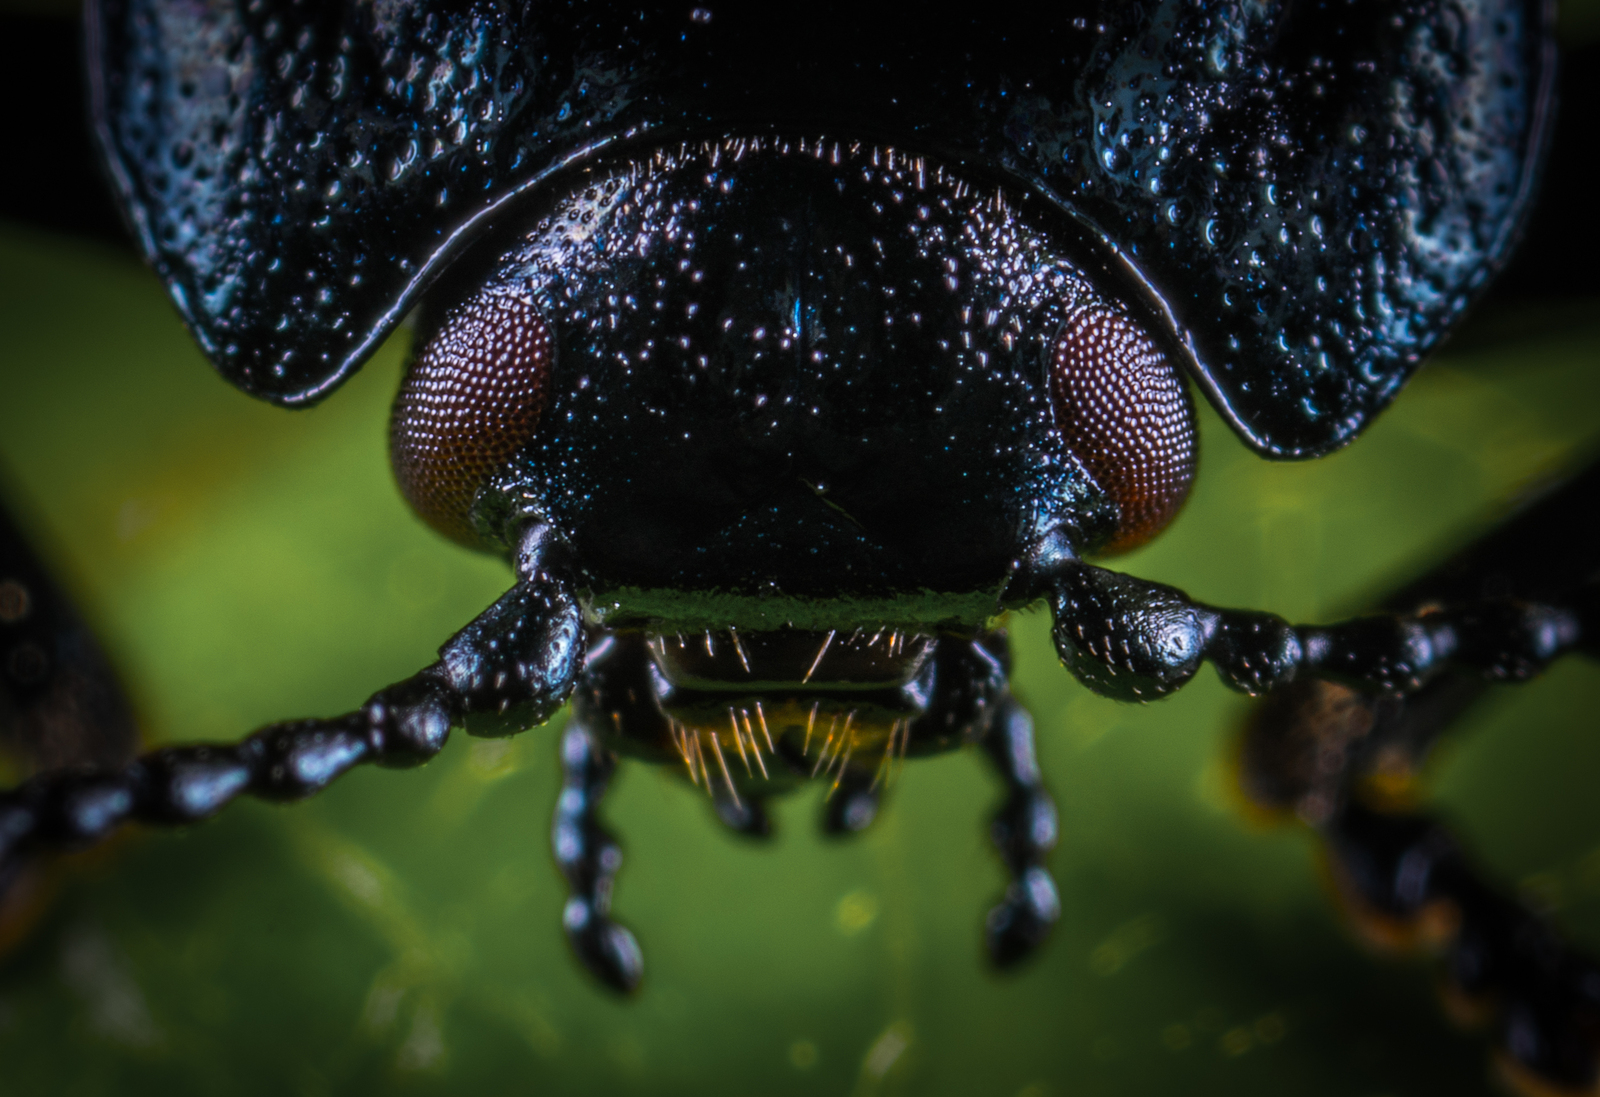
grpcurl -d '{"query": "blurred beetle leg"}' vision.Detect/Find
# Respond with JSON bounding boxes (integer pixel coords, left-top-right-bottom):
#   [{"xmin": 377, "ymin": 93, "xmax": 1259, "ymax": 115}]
[
  {"xmin": 1238, "ymin": 452, "xmax": 1600, "ymax": 826},
  {"xmin": 1237, "ymin": 457, "xmax": 1600, "ymax": 1095},
  {"xmin": 552, "ymin": 722, "xmax": 642, "ymax": 994},
  {"xmin": 0, "ymin": 488, "xmax": 141, "ymax": 949},
  {"xmin": 1324, "ymin": 800, "xmax": 1600, "ymax": 1096},
  {"xmin": 1240, "ymin": 673, "xmax": 1600, "ymax": 1096},
  {"xmin": 0, "ymin": 493, "xmax": 140, "ymax": 776},
  {"xmin": 980, "ymin": 698, "xmax": 1061, "ymax": 968},
  {"xmin": 1237, "ymin": 674, "xmax": 1484, "ymax": 827}
]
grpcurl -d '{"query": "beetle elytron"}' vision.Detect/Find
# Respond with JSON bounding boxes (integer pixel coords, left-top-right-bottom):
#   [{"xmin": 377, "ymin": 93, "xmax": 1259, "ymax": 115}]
[{"xmin": 2, "ymin": 1, "xmax": 1596, "ymax": 1091}]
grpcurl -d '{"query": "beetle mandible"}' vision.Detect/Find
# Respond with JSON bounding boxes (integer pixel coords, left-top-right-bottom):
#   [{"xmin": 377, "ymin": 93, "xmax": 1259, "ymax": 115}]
[{"xmin": 2, "ymin": 1, "xmax": 1596, "ymax": 1091}]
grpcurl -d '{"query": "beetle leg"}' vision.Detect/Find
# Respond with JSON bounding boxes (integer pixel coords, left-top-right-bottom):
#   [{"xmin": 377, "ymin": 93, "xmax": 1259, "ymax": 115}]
[
  {"xmin": 0, "ymin": 525, "xmax": 585, "ymax": 906},
  {"xmin": 1324, "ymin": 800, "xmax": 1600, "ymax": 1094},
  {"xmin": 1230, "ymin": 458, "xmax": 1600, "ymax": 1092},
  {"xmin": 552, "ymin": 722, "xmax": 643, "ymax": 993},
  {"xmin": 979, "ymin": 697, "xmax": 1061, "ymax": 968},
  {"xmin": 901, "ymin": 632, "xmax": 1011, "ymax": 754},
  {"xmin": 1241, "ymin": 674, "xmax": 1600, "ymax": 1091},
  {"xmin": 0, "ymin": 494, "xmax": 143, "ymax": 946},
  {"xmin": 0, "ymin": 498, "xmax": 141, "ymax": 778}
]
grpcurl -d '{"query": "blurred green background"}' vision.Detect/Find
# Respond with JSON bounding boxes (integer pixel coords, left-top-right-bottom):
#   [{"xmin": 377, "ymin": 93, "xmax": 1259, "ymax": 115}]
[{"xmin": 0, "ymin": 208, "xmax": 1597, "ymax": 1097}]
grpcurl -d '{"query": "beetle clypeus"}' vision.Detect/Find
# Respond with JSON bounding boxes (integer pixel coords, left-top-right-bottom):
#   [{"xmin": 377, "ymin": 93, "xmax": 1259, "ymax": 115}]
[{"xmin": 1, "ymin": 1, "xmax": 1597, "ymax": 1092}]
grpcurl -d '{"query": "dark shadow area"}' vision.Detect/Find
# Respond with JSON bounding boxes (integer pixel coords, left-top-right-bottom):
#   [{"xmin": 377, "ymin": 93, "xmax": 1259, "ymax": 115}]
[
  {"xmin": 1451, "ymin": 40, "xmax": 1600, "ymax": 349},
  {"xmin": 0, "ymin": 11, "xmax": 134, "ymax": 250}
]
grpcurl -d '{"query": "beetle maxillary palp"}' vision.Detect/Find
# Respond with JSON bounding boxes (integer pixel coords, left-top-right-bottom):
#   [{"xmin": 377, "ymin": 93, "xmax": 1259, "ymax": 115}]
[
  {"xmin": 1050, "ymin": 303, "xmax": 1197, "ymax": 554},
  {"xmin": 553, "ymin": 724, "xmax": 643, "ymax": 993},
  {"xmin": 390, "ymin": 292, "xmax": 553, "ymax": 548}
]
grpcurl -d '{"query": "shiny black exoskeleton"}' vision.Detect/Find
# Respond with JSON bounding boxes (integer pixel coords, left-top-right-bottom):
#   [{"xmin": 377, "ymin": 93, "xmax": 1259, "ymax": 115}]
[{"xmin": 2, "ymin": 2, "xmax": 1596, "ymax": 1091}]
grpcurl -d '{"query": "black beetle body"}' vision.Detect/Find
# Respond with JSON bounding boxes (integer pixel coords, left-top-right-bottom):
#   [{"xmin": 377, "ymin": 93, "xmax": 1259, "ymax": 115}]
[
  {"xmin": 91, "ymin": 0, "xmax": 1550, "ymax": 455},
  {"xmin": 3, "ymin": 1, "xmax": 1598, "ymax": 1091}
]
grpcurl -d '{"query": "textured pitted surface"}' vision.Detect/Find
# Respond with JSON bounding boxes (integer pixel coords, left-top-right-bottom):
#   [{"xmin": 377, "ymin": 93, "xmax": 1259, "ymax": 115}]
[
  {"xmin": 90, "ymin": 0, "xmax": 644, "ymax": 400},
  {"xmin": 89, "ymin": 0, "xmax": 1550, "ymax": 456},
  {"xmin": 1007, "ymin": 0, "xmax": 1553, "ymax": 456}
]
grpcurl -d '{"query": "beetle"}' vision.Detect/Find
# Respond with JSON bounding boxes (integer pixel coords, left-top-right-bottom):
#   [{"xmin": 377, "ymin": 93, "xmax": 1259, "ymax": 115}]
[{"xmin": 1, "ymin": 0, "xmax": 1597, "ymax": 1092}]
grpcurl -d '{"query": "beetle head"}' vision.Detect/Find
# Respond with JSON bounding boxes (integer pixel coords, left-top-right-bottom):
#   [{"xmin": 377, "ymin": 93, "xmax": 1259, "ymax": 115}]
[
  {"xmin": 388, "ymin": 138, "xmax": 1196, "ymax": 722},
  {"xmin": 392, "ymin": 139, "xmax": 1197, "ymax": 627}
]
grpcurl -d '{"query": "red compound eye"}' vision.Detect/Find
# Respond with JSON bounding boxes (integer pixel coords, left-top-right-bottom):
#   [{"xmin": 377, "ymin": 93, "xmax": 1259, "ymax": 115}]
[
  {"xmin": 1049, "ymin": 303, "xmax": 1197, "ymax": 555},
  {"xmin": 389, "ymin": 292, "xmax": 553, "ymax": 547}
]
